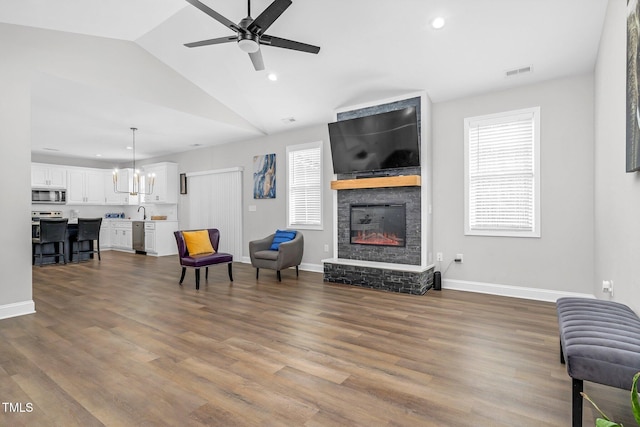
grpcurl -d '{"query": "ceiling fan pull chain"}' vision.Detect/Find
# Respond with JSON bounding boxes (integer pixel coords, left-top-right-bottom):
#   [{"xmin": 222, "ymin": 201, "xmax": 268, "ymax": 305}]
[{"xmin": 247, "ymin": 0, "xmax": 251, "ymax": 17}]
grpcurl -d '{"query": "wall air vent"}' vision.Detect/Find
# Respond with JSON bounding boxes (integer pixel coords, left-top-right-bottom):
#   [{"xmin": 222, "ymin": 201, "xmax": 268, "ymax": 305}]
[{"xmin": 505, "ymin": 65, "xmax": 533, "ymax": 77}]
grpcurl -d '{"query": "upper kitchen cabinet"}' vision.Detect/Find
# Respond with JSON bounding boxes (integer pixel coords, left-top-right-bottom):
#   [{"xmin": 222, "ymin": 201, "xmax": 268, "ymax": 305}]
[
  {"xmin": 141, "ymin": 162, "xmax": 178, "ymax": 204},
  {"xmin": 31, "ymin": 163, "xmax": 67, "ymax": 188},
  {"xmin": 106, "ymin": 168, "xmax": 139, "ymax": 205},
  {"xmin": 67, "ymin": 167, "xmax": 105, "ymax": 205}
]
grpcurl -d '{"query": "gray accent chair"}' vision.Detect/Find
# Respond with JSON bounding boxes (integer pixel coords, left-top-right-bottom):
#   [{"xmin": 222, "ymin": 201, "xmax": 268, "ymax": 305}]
[{"xmin": 249, "ymin": 232, "xmax": 304, "ymax": 281}]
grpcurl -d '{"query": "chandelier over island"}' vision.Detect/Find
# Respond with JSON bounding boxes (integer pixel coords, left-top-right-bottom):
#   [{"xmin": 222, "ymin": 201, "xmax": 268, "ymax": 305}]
[{"xmin": 113, "ymin": 127, "xmax": 155, "ymax": 196}]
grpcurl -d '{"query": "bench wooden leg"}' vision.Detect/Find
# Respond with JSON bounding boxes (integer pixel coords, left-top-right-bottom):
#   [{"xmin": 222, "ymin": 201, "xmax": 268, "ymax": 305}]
[
  {"xmin": 195, "ymin": 269, "xmax": 200, "ymax": 290},
  {"xmin": 228, "ymin": 263, "xmax": 233, "ymax": 281},
  {"xmin": 572, "ymin": 378, "xmax": 583, "ymax": 427}
]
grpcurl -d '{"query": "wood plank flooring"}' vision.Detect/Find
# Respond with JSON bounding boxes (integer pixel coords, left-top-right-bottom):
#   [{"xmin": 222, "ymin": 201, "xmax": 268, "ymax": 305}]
[{"xmin": 0, "ymin": 251, "xmax": 635, "ymax": 426}]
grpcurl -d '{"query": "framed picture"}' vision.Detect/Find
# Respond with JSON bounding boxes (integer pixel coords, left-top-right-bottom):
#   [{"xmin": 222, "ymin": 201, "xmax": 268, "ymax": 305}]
[
  {"xmin": 627, "ymin": 1, "xmax": 640, "ymax": 172},
  {"xmin": 253, "ymin": 153, "xmax": 276, "ymax": 199},
  {"xmin": 180, "ymin": 173, "xmax": 187, "ymax": 194}
]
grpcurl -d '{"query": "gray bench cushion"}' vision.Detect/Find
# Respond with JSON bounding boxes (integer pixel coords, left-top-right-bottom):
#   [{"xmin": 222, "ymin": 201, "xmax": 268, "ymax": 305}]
[{"xmin": 557, "ymin": 297, "xmax": 640, "ymax": 390}]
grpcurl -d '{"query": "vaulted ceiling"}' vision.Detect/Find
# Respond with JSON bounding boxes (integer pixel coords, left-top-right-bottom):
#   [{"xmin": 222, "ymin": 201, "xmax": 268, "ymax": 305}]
[{"xmin": 0, "ymin": 0, "xmax": 608, "ymax": 162}]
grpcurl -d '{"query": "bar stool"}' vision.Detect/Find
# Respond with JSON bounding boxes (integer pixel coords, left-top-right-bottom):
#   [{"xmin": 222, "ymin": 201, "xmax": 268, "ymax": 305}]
[
  {"xmin": 32, "ymin": 218, "xmax": 68, "ymax": 266},
  {"xmin": 71, "ymin": 218, "xmax": 102, "ymax": 262}
]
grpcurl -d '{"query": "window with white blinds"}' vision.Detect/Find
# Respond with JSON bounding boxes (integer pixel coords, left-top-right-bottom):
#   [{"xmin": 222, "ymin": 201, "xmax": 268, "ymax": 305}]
[
  {"xmin": 464, "ymin": 107, "xmax": 540, "ymax": 237},
  {"xmin": 287, "ymin": 141, "xmax": 323, "ymax": 230}
]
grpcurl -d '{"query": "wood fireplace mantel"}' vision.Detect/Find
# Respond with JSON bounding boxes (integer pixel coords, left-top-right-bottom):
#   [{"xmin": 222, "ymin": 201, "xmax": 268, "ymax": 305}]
[{"xmin": 330, "ymin": 175, "xmax": 421, "ymax": 190}]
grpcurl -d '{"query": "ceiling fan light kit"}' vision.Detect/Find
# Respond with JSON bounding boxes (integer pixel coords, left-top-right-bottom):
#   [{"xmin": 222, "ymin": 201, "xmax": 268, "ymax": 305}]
[{"xmin": 184, "ymin": 0, "xmax": 320, "ymax": 71}]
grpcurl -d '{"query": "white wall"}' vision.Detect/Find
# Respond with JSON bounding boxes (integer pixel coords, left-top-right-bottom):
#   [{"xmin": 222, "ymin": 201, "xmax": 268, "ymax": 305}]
[
  {"xmin": 147, "ymin": 124, "xmax": 335, "ymax": 271},
  {"xmin": 432, "ymin": 74, "xmax": 596, "ymax": 299},
  {"xmin": 0, "ymin": 37, "xmax": 34, "ymax": 319},
  {"xmin": 594, "ymin": 0, "xmax": 640, "ymax": 313}
]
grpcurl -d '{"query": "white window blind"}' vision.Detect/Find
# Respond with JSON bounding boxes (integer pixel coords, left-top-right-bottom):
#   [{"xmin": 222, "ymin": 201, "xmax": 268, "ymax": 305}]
[
  {"xmin": 287, "ymin": 141, "xmax": 322, "ymax": 230},
  {"xmin": 464, "ymin": 107, "xmax": 540, "ymax": 237}
]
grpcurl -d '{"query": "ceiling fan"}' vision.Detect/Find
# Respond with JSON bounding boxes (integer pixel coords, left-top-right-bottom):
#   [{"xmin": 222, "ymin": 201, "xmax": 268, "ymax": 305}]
[{"xmin": 184, "ymin": 0, "xmax": 320, "ymax": 71}]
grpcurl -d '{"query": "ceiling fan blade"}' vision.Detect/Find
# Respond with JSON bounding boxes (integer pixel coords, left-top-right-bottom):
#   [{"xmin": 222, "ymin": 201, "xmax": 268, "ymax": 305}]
[
  {"xmin": 184, "ymin": 36, "xmax": 237, "ymax": 48},
  {"xmin": 185, "ymin": 0, "xmax": 242, "ymax": 32},
  {"xmin": 248, "ymin": 0, "xmax": 292, "ymax": 35},
  {"xmin": 261, "ymin": 35, "xmax": 320, "ymax": 54},
  {"xmin": 249, "ymin": 50, "xmax": 265, "ymax": 71}
]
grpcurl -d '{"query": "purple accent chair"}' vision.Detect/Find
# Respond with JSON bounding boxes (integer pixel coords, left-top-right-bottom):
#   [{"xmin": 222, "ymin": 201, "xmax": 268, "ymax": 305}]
[{"xmin": 174, "ymin": 228, "xmax": 233, "ymax": 290}]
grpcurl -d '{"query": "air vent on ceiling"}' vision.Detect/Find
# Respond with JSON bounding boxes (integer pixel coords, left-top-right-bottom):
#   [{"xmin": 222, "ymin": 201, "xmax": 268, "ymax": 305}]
[
  {"xmin": 281, "ymin": 117, "xmax": 296, "ymax": 124},
  {"xmin": 505, "ymin": 65, "xmax": 533, "ymax": 77}
]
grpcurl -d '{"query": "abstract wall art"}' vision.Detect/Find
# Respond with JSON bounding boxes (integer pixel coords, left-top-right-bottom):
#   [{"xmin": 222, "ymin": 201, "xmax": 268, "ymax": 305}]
[
  {"xmin": 627, "ymin": 0, "xmax": 640, "ymax": 172},
  {"xmin": 253, "ymin": 153, "xmax": 276, "ymax": 199}
]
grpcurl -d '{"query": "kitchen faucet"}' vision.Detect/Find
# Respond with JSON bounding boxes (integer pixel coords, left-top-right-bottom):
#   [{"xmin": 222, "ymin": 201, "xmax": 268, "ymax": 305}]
[{"xmin": 137, "ymin": 206, "xmax": 147, "ymax": 220}]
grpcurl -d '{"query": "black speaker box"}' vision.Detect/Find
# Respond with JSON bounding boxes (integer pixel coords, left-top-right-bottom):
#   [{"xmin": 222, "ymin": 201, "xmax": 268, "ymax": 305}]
[{"xmin": 433, "ymin": 271, "xmax": 442, "ymax": 291}]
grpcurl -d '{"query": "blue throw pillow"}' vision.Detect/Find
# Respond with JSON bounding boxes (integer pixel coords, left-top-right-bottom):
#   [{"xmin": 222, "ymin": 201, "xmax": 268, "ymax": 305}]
[{"xmin": 270, "ymin": 229, "xmax": 297, "ymax": 250}]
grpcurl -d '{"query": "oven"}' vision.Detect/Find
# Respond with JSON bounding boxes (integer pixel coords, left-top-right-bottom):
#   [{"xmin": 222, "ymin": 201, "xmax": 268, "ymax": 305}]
[{"xmin": 32, "ymin": 211, "xmax": 63, "ymax": 238}]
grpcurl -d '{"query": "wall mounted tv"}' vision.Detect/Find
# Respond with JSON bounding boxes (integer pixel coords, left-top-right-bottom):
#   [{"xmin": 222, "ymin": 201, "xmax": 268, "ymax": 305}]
[{"xmin": 328, "ymin": 106, "xmax": 420, "ymax": 174}]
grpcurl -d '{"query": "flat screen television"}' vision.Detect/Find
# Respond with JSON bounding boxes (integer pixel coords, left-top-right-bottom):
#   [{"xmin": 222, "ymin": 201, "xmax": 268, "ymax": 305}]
[{"xmin": 328, "ymin": 106, "xmax": 420, "ymax": 174}]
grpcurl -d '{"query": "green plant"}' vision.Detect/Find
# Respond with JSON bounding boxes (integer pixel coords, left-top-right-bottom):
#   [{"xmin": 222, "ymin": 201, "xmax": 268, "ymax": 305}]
[{"xmin": 581, "ymin": 373, "xmax": 640, "ymax": 426}]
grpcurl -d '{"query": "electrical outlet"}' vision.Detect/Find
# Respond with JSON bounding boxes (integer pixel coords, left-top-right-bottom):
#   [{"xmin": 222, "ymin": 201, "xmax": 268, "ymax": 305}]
[
  {"xmin": 455, "ymin": 253, "xmax": 464, "ymax": 263},
  {"xmin": 436, "ymin": 252, "xmax": 443, "ymax": 261},
  {"xmin": 602, "ymin": 280, "xmax": 614, "ymax": 296}
]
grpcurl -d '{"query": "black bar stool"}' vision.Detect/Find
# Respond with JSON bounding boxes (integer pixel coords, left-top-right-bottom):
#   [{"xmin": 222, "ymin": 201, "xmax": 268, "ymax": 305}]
[{"xmin": 32, "ymin": 218, "xmax": 68, "ymax": 266}]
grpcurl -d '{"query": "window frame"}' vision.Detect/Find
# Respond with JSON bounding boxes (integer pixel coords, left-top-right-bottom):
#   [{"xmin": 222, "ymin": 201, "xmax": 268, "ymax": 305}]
[
  {"xmin": 464, "ymin": 106, "xmax": 541, "ymax": 238},
  {"xmin": 286, "ymin": 141, "xmax": 323, "ymax": 230}
]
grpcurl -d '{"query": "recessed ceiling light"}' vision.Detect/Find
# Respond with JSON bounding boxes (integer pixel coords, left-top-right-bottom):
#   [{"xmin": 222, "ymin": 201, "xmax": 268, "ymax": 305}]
[
  {"xmin": 96, "ymin": 154, "xmax": 102, "ymax": 157},
  {"xmin": 268, "ymin": 73, "xmax": 278, "ymax": 82},
  {"xmin": 431, "ymin": 17, "xmax": 445, "ymax": 29},
  {"xmin": 126, "ymin": 146, "xmax": 133, "ymax": 150}
]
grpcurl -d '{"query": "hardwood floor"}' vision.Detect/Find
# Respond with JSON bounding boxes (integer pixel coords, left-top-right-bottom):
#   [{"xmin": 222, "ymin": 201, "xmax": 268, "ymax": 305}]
[{"xmin": 0, "ymin": 251, "xmax": 635, "ymax": 426}]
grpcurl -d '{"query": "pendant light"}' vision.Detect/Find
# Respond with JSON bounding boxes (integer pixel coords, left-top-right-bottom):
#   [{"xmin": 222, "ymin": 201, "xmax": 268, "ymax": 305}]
[{"xmin": 112, "ymin": 127, "xmax": 155, "ymax": 196}]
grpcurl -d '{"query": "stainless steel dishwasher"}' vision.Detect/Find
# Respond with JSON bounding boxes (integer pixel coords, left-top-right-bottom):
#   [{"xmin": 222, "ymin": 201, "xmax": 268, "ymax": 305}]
[{"xmin": 132, "ymin": 221, "xmax": 145, "ymax": 253}]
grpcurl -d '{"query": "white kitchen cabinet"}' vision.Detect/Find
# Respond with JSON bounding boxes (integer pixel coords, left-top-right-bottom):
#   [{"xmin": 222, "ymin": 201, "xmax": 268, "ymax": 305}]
[
  {"xmin": 31, "ymin": 163, "xmax": 67, "ymax": 188},
  {"xmin": 99, "ymin": 221, "xmax": 110, "ymax": 249},
  {"xmin": 109, "ymin": 221, "xmax": 133, "ymax": 251},
  {"xmin": 141, "ymin": 162, "xmax": 178, "ymax": 204},
  {"xmin": 67, "ymin": 168, "xmax": 105, "ymax": 205},
  {"xmin": 105, "ymin": 169, "xmax": 139, "ymax": 205},
  {"xmin": 144, "ymin": 221, "xmax": 178, "ymax": 256}
]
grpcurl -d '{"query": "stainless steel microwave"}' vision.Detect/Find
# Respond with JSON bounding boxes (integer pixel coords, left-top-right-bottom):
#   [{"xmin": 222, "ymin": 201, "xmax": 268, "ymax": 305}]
[{"xmin": 32, "ymin": 188, "xmax": 66, "ymax": 204}]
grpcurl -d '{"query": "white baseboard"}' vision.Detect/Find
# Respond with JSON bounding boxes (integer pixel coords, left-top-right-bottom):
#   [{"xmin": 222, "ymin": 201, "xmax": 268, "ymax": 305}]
[
  {"xmin": 238, "ymin": 257, "xmax": 323, "ymax": 273},
  {"xmin": 0, "ymin": 300, "xmax": 35, "ymax": 320},
  {"xmin": 442, "ymin": 279, "xmax": 595, "ymax": 302}
]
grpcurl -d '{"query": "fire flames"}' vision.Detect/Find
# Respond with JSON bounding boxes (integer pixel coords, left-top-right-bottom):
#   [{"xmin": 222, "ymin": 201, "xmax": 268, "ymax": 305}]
[{"xmin": 352, "ymin": 231, "xmax": 403, "ymax": 246}]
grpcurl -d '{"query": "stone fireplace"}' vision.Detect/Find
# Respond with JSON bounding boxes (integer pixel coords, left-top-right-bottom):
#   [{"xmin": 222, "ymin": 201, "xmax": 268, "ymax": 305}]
[
  {"xmin": 323, "ymin": 95, "xmax": 434, "ymax": 295},
  {"xmin": 323, "ymin": 97, "xmax": 434, "ymax": 295}
]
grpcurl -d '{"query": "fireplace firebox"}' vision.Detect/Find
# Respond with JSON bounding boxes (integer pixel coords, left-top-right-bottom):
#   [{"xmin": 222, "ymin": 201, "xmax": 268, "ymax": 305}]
[{"xmin": 350, "ymin": 203, "xmax": 406, "ymax": 247}]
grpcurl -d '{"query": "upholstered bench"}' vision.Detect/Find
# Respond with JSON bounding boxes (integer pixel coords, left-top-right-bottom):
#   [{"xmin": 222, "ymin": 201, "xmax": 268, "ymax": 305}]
[{"xmin": 556, "ymin": 297, "xmax": 640, "ymax": 427}]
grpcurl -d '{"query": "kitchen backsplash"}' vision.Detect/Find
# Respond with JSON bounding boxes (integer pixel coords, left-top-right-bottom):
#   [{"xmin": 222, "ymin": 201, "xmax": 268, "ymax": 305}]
[{"xmin": 31, "ymin": 203, "xmax": 178, "ymax": 221}]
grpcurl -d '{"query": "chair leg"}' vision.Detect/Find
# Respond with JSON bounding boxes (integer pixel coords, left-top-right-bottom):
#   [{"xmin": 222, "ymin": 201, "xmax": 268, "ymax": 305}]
[
  {"xmin": 60, "ymin": 241, "xmax": 66, "ymax": 265},
  {"xmin": 206, "ymin": 267, "xmax": 209, "ymax": 280},
  {"xmin": 256, "ymin": 268, "xmax": 259, "ymax": 279},
  {"xmin": 179, "ymin": 267, "xmax": 186, "ymax": 284},
  {"xmin": 228, "ymin": 263, "xmax": 233, "ymax": 281},
  {"xmin": 277, "ymin": 270, "xmax": 281, "ymax": 282},
  {"xmin": 195, "ymin": 269, "xmax": 200, "ymax": 290},
  {"xmin": 572, "ymin": 378, "xmax": 583, "ymax": 427},
  {"xmin": 296, "ymin": 265, "xmax": 299, "ymax": 277}
]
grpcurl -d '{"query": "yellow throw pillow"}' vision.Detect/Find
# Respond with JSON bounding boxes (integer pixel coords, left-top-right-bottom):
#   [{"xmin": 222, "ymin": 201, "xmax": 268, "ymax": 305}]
[{"xmin": 183, "ymin": 230, "xmax": 215, "ymax": 255}]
